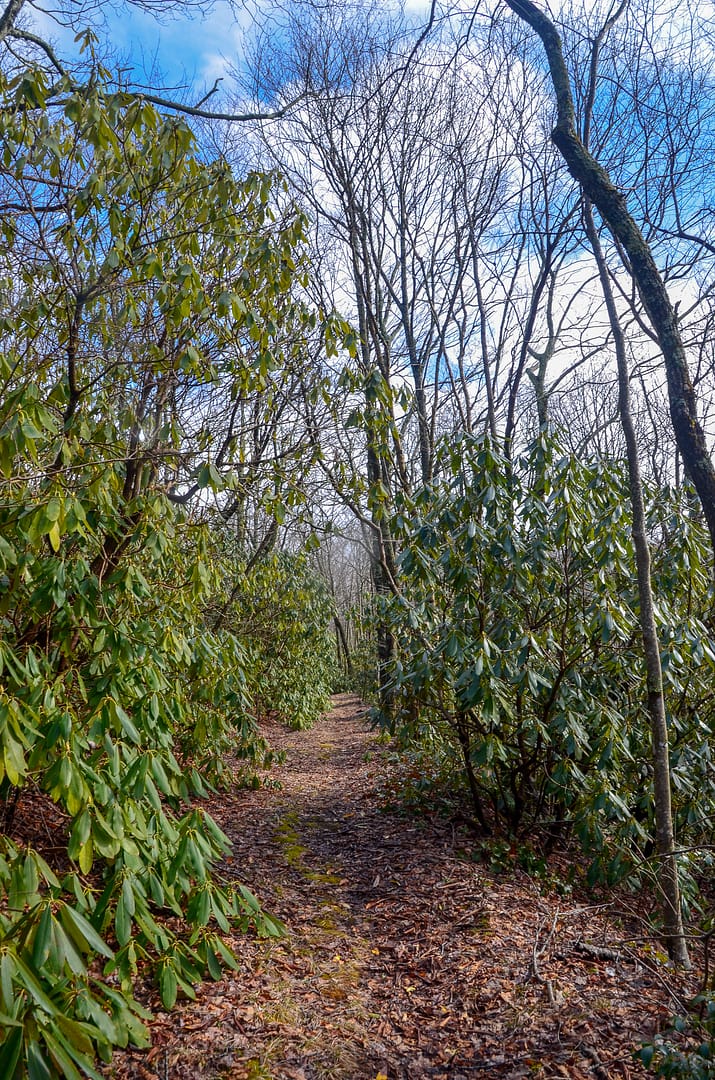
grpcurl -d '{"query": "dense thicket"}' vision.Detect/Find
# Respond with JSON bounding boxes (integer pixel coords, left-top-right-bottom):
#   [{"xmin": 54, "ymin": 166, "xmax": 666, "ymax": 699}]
[
  {"xmin": 235, "ymin": 0, "xmax": 715, "ymax": 983},
  {"xmin": 0, "ymin": 67, "xmax": 339, "ymax": 1078},
  {"xmin": 382, "ymin": 434, "xmax": 715, "ymax": 868}
]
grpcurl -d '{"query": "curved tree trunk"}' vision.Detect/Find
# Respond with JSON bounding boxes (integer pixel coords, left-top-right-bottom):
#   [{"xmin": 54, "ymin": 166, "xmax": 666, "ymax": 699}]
[
  {"xmin": 0, "ymin": 0, "xmax": 25, "ymax": 43},
  {"xmin": 507, "ymin": 0, "xmax": 690, "ymax": 965},
  {"xmin": 504, "ymin": 0, "xmax": 715, "ymax": 569}
]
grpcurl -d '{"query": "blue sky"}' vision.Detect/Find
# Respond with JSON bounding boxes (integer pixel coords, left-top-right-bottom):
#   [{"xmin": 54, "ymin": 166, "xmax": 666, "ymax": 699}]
[
  {"xmin": 105, "ymin": 2, "xmax": 250, "ymax": 92},
  {"xmin": 31, "ymin": 0, "xmax": 434, "ymax": 105},
  {"xmin": 124, "ymin": 0, "xmax": 432, "ymax": 94},
  {"xmin": 32, "ymin": 1, "xmax": 250, "ymax": 99}
]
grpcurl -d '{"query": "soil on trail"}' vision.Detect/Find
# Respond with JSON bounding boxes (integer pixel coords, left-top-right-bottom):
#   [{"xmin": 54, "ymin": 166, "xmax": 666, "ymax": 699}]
[{"xmin": 110, "ymin": 695, "xmax": 695, "ymax": 1080}]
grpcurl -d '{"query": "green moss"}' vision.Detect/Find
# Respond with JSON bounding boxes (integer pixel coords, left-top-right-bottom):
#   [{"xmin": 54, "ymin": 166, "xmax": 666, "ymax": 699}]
[
  {"xmin": 274, "ymin": 811, "xmax": 308, "ymax": 869},
  {"xmin": 314, "ymin": 913, "xmax": 338, "ymax": 931},
  {"xmin": 244, "ymin": 1060, "xmax": 274, "ymax": 1080},
  {"xmin": 305, "ymin": 869, "xmax": 342, "ymax": 885}
]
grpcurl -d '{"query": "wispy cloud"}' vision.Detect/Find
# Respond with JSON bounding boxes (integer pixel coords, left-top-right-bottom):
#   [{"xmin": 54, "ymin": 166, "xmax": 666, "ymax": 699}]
[
  {"xmin": 29, "ymin": 0, "xmax": 248, "ymax": 95},
  {"xmin": 109, "ymin": 2, "xmax": 243, "ymax": 91}
]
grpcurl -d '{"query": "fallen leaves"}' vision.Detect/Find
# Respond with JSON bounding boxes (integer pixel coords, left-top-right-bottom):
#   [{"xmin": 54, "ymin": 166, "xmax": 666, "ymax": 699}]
[{"xmin": 106, "ymin": 694, "xmax": 699, "ymax": 1080}]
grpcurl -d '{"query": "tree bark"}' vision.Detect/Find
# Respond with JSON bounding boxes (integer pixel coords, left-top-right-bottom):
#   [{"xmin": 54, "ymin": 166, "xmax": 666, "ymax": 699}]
[
  {"xmin": 507, "ymin": 0, "xmax": 690, "ymax": 964},
  {"xmin": 585, "ymin": 197, "xmax": 689, "ymax": 966},
  {"xmin": 455, "ymin": 713, "xmax": 489, "ymax": 833},
  {"xmin": 0, "ymin": 0, "xmax": 25, "ymax": 43},
  {"xmin": 333, "ymin": 614, "xmax": 354, "ymax": 680},
  {"xmin": 504, "ymin": 0, "xmax": 715, "ymax": 568}
]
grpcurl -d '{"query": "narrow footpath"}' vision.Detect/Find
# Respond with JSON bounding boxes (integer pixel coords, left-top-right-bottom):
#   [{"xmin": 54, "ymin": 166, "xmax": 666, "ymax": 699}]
[{"xmin": 110, "ymin": 695, "xmax": 695, "ymax": 1080}]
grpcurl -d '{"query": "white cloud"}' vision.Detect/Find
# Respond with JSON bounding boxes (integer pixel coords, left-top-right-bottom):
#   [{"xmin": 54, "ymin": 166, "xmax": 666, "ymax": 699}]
[{"xmin": 26, "ymin": 0, "xmax": 247, "ymax": 94}]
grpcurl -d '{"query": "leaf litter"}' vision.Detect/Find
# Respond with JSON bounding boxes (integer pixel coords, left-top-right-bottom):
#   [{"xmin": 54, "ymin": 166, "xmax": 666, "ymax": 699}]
[{"xmin": 106, "ymin": 694, "xmax": 699, "ymax": 1080}]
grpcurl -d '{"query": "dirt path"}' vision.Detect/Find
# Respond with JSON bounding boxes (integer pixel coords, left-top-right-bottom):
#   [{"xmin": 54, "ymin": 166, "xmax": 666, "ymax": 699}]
[{"xmin": 110, "ymin": 695, "xmax": 695, "ymax": 1080}]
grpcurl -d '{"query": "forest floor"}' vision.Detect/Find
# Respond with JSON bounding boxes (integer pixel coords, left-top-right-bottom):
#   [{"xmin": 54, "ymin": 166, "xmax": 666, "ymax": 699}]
[{"xmin": 108, "ymin": 694, "xmax": 700, "ymax": 1080}]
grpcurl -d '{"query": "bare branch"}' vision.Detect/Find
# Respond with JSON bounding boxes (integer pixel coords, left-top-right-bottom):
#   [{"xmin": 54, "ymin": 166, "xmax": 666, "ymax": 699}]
[
  {"xmin": 8, "ymin": 27, "xmax": 67, "ymax": 74},
  {"xmin": 504, "ymin": 0, "xmax": 715, "ymax": 566},
  {"xmin": 0, "ymin": 0, "xmax": 25, "ymax": 45},
  {"xmin": 134, "ymin": 86, "xmax": 309, "ymax": 123}
]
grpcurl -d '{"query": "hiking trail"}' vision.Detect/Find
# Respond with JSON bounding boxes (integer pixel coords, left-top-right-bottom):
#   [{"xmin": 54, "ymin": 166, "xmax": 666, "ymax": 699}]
[{"xmin": 109, "ymin": 694, "xmax": 693, "ymax": 1080}]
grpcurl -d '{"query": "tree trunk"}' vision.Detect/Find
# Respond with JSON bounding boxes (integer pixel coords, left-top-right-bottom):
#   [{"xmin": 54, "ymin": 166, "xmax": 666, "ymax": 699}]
[
  {"xmin": 333, "ymin": 614, "xmax": 354, "ymax": 681},
  {"xmin": 0, "ymin": 0, "xmax": 25, "ymax": 43},
  {"xmin": 504, "ymin": 0, "xmax": 715, "ymax": 569},
  {"xmin": 455, "ymin": 713, "xmax": 489, "ymax": 833},
  {"xmin": 585, "ymin": 198, "xmax": 689, "ymax": 967}
]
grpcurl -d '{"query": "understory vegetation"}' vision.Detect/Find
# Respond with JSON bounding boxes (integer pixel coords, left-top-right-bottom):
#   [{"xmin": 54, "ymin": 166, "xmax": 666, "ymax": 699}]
[
  {"xmin": 381, "ymin": 435, "xmax": 715, "ymax": 878},
  {"xmin": 0, "ymin": 69, "xmax": 338, "ymax": 1078}
]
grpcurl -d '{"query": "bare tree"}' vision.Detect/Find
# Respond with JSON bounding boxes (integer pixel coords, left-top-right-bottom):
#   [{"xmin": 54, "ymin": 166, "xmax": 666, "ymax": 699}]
[
  {"xmin": 504, "ymin": 0, "xmax": 715, "ymax": 567},
  {"xmin": 495, "ymin": 0, "xmax": 693, "ymax": 965}
]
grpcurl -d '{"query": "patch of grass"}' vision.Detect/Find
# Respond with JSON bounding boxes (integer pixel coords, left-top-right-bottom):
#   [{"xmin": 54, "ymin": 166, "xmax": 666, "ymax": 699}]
[{"xmin": 260, "ymin": 993, "xmax": 304, "ymax": 1028}]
